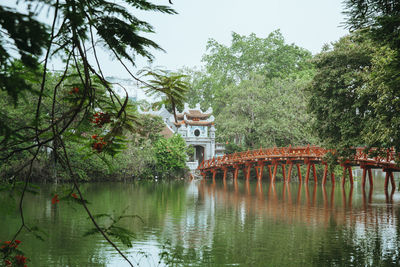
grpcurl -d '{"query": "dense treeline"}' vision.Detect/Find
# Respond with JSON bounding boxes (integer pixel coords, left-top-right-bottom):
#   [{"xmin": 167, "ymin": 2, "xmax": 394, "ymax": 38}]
[
  {"xmin": 308, "ymin": 0, "xmax": 400, "ymax": 158},
  {"xmin": 182, "ymin": 31, "xmax": 317, "ymax": 152},
  {"xmin": 0, "ymin": 74, "xmax": 188, "ymax": 182}
]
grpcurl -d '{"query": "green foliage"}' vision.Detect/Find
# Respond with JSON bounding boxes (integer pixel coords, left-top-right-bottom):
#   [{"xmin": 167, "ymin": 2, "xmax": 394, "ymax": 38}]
[
  {"xmin": 308, "ymin": 30, "xmax": 400, "ymax": 155},
  {"xmin": 224, "ymin": 142, "xmax": 244, "ymax": 154},
  {"xmin": 0, "ymin": 93, "xmax": 188, "ymax": 181},
  {"xmin": 139, "ymin": 68, "xmax": 189, "ymax": 122},
  {"xmin": 0, "ymin": 0, "xmax": 178, "ymax": 180},
  {"xmin": 0, "ymin": 0, "xmax": 175, "ymax": 103},
  {"xmin": 216, "ymin": 74, "xmax": 315, "ymax": 148},
  {"xmin": 362, "ymin": 46, "xmax": 400, "ymax": 150},
  {"xmin": 0, "ymin": 6, "xmax": 47, "ymax": 103},
  {"xmin": 153, "ymin": 134, "xmax": 188, "ymax": 178},
  {"xmin": 308, "ymin": 32, "xmax": 374, "ymax": 149},
  {"xmin": 203, "ymin": 30, "xmax": 312, "ymax": 82},
  {"xmin": 344, "ymin": 0, "xmax": 400, "ymax": 49},
  {"xmin": 337, "ymin": 1, "xmax": 400, "ymax": 155},
  {"xmin": 84, "ymin": 210, "xmax": 143, "ymax": 248},
  {"xmin": 183, "ymin": 31, "xmax": 315, "ymax": 149}
]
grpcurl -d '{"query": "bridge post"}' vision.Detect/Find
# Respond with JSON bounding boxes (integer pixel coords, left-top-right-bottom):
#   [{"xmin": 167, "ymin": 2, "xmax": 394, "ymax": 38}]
[
  {"xmin": 268, "ymin": 165, "xmax": 273, "ymax": 181},
  {"xmin": 390, "ymin": 172, "xmax": 395, "ymax": 190},
  {"xmin": 296, "ymin": 164, "xmax": 302, "ymax": 182},
  {"xmin": 272, "ymin": 160, "xmax": 278, "ymax": 182},
  {"xmin": 384, "ymin": 171, "xmax": 389, "ymax": 190},
  {"xmin": 331, "ymin": 172, "xmax": 335, "ymax": 184},
  {"xmin": 233, "ymin": 165, "xmax": 240, "ymax": 180},
  {"xmin": 211, "ymin": 169, "xmax": 217, "ymax": 182},
  {"xmin": 361, "ymin": 167, "xmax": 367, "ymax": 188},
  {"xmin": 287, "ymin": 162, "xmax": 293, "ymax": 183},
  {"xmin": 281, "ymin": 164, "xmax": 286, "ymax": 182},
  {"xmin": 368, "ymin": 168, "xmax": 373, "ymax": 188},
  {"xmin": 245, "ymin": 163, "xmax": 252, "ymax": 180},
  {"xmin": 322, "ymin": 164, "xmax": 328, "ymax": 185},
  {"xmin": 256, "ymin": 161, "xmax": 264, "ymax": 180},
  {"xmin": 347, "ymin": 166, "xmax": 354, "ymax": 185},
  {"xmin": 305, "ymin": 162, "xmax": 311, "ymax": 184},
  {"xmin": 384, "ymin": 169, "xmax": 395, "ymax": 191},
  {"xmin": 341, "ymin": 166, "xmax": 347, "ymax": 187},
  {"xmin": 312, "ymin": 163, "xmax": 317, "ymax": 184},
  {"xmin": 222, "ymin": 167, "xmax": 228, "ymax": 181}
]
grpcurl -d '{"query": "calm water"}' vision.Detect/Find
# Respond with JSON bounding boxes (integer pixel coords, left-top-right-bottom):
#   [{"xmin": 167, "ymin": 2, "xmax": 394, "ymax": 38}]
[{"xmin": 2, "ymin": 175, "xmax": 400, "ymax": 266}]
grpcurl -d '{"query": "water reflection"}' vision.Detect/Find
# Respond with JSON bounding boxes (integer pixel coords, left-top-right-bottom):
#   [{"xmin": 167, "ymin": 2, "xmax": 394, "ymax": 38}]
[
  {"xmin": 199, "ymin": 179, "xmax": 400, "ymax": 232},
  {"xmin": 2, "ymin": 179, "xmax": 400, "ymax": 266},
  {"xmin": 196, "ymin": 179, "xmax": 400, "ymax": 265}
]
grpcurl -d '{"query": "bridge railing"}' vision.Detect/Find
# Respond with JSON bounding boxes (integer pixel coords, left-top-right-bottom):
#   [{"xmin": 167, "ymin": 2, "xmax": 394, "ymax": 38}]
[
  {"xmin": 198, "ymin": 146, "xmax": 400, "ymax": 171},
  {"xmin": 353, "ymin": 147, "xmax": 398, "ymax": 165}
]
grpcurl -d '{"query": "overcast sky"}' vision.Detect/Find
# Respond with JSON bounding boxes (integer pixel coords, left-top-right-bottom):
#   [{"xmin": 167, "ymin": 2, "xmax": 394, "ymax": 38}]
[{"xmin": 54, "ymin": 0, "xmax": 349, "ymax": 78}]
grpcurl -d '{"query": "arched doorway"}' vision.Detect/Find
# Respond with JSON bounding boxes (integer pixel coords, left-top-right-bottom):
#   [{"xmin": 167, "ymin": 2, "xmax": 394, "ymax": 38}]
[{"xmin": 194, "ymin": 145, "xmax": 205, "ymax": 165}]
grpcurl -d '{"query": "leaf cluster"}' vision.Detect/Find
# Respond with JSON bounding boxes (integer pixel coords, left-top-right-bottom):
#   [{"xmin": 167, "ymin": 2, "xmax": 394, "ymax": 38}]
[{"xmin": 84, "ymin": 210, "xmax": 143, "ymax": 248}]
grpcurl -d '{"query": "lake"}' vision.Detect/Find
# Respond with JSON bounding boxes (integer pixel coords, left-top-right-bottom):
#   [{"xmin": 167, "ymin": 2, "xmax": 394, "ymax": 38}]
[{"xmin": 1, "ymin": 174, "xmax": 400, "ymax": 266}]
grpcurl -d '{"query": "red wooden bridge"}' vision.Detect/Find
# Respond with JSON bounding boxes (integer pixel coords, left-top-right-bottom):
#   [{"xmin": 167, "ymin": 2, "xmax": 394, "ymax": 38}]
[{"xmin": 198, "ymin": 145, "xmax": 400, "ymax": 190}]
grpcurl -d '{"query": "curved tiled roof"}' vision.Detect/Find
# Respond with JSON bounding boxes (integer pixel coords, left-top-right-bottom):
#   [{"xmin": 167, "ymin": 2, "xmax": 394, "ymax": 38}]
[
  {"xmin": 174, "ymin": 120, "xmax": 213, "ymax": 126},
  {"xmin": 177, "ymin": 109, "xmax": 211, "ymax": 119}
]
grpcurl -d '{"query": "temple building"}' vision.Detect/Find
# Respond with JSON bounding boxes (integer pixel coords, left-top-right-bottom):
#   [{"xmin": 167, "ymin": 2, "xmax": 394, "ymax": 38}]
[{"xmin": 139, "ymin": 103, "xmax": 225, "ymax": 170}]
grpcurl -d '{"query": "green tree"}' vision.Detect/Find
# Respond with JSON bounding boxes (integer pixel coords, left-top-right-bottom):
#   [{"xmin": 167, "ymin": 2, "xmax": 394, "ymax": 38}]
[
  {"xmin": 153, "ymin": 134, "xmax": 188, "ymax": 178},
  {"xmin": 217, "ymin": 74, "xmax": 315, "ymax": 149},
  {"xmin": 203, "ymin": 30, "xmax": 312, "ymax": 82},
  {"xmin": 185, "ymin": 30, "xmax": 313, "ymax": 115},
  {"xmin": 308, "ymin": 29, "xmax": 400, "ymax": 156},
  {"xmin": 139, "ymin": 68, "xmax": 189, "ymax": 123},
  {"xmin": 307, "ymin": 33, "xmax": 374, "ymax": 150},
  {"xmin": 343, "ymin": 1, "xmax": 400, "ymax": 153},
  {"xmin": 344, "ymin": 0, "xmax": 400, "ymax": 49}
]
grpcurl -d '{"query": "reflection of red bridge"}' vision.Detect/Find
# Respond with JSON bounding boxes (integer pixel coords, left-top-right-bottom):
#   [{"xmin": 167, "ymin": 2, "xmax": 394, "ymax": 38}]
[
  {"xmin": 198, "ymin": 146, "xmax": 400, "ymax": 190},
  {"xmin": 198, "ymin": 180, "xmax": 397, "ymax": 228}
]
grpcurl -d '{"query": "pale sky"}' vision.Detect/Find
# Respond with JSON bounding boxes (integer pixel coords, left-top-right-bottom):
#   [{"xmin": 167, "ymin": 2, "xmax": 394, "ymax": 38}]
[{"xmin": 53, "ymin": 0, "xmax": 349, "ymax": 78}]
